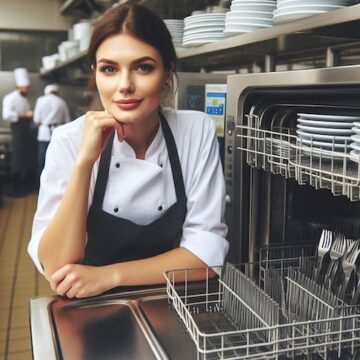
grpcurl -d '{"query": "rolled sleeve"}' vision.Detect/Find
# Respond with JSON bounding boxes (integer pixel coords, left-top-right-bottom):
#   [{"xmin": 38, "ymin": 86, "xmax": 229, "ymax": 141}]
[
  {"xmin": 179, "ymin": 114, "xmax": 229, "ymax": 267},
  {"xmin": 27, "ymin": 232, "xmax": 44, "ymax": 273},
  {"xmin": 181, "ymin": 228, "xmax": 229, "ymax": 267},
  {"xmin": 2, "ymin": 96, "xmax": 18, "ymax": 123}
]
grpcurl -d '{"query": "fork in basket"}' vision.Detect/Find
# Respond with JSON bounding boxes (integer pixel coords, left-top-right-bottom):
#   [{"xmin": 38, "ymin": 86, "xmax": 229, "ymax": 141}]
[
  {"xmin": 338, "ymin": 241, "xmax": 360, "ymax": 302},
  {"xmin": 315, "ymin": 229, "xmax": 333, "ymax": 283},
  {"xmin": 323, "ymin": 234, "xmax": 348, "ymax": 291}
]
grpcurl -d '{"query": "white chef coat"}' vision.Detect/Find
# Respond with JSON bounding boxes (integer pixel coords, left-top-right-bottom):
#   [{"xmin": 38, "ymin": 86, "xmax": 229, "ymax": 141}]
[
  {"xmin": 33, "ymin": 93, "xmax": 70, "ymax": 141},
  {"xmin": 28, "ymin": 108, "xmax": 229, "ymax": 274},
  {"xmin": 2, "ymin": 90, "xmax": 30, "ymax": 123}
]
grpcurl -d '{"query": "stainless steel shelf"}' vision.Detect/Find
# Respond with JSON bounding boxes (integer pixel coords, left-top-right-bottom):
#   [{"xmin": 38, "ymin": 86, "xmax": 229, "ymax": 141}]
[
  {"xmin": 43, "ymin": 4, "xmax": 360, "ymax": 79},
  {"xmin": 177, "ymin": 4, "xmax": 360, "ymax": 70}
]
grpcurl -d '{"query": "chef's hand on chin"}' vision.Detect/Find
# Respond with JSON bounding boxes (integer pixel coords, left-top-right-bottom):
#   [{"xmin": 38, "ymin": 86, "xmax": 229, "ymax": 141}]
[
  {"xmin": 50, "ymin": 264, "xmax": 116, "ymax": 298},
  {"xmin": 78, "ymin": 110, "xmax": 125, "ymax": 165}
]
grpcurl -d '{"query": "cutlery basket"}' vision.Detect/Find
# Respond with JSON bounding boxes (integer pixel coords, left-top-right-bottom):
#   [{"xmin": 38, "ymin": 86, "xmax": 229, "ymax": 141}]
[{"xmin": 165, "ymin": 253, "xmax": 360, "ymax": 359}]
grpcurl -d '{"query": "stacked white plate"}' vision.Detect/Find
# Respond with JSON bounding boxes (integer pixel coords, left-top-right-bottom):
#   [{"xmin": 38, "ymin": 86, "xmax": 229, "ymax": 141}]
[
  {"xmin": 274, "ymin": 0, "xmax": 352, "ymax": 25},
  {"xmin": 296, "ymin": 113, "xmax": 359, "ymax": 158},
  {"xmin": 350, "ymin": 122, "xmax": 360, "ymax": 160},
  {"xmin": 183, "ymin": 13, "xmax": 226, "ymax": 47},
  {"xmin": 224, "ymin": 0, "xmax": 276, "ymax": 36},
  {"xmin": 164, "ymin": 19, "xmax": 184, "ymax": 49},
  {"xmin": 73, "ymin": 21, "xmax": 92, "ymax": 51}
]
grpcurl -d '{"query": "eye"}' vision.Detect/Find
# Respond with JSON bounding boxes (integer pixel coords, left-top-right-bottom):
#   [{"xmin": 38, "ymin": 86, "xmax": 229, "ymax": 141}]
[
  {"xmin": 99, "ymin": 65, "xmax": 117, "ymax": 74},
  {"xmin": 135, "ymin": 63, "xmax": 155, "ymax": 74}
]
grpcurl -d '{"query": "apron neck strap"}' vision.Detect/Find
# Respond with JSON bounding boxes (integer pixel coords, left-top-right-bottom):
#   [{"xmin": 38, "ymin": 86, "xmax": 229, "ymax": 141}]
[{"xmin": 92, "ymin": 110, "xmax": 186, "ymax": 208}]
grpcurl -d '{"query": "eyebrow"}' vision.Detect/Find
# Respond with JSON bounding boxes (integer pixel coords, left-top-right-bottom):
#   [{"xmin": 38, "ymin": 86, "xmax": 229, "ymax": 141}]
[{"xmin": 97, "ymin": 56, "xmax": 157, "ymax": 65}]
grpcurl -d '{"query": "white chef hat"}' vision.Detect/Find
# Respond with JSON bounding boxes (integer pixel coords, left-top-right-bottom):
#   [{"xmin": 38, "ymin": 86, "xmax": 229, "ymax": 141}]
[
  {"xmin": 14, "ymin": 67, "xmax": 30, "ymax": 87},
  {"xmin": 44, "ymin": 84, "xmax": 59, "ymax": 95}
]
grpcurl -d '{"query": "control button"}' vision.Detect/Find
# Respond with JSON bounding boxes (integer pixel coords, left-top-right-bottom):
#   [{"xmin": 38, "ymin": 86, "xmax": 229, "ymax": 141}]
[
  {"xmin": 158, "ymin": 205, "xmax": 163, "ymax": 211},
  {"xmin": 114, "ymin": 207, "xmax": 119, "ymax": 213},
  {"xmin": 227, "ymin": 146, "xmax": 233, "ymax": 154},
  {"xmin": 115, "ymin": 162, "xmax": 120, "ymax": 168},
  {"xmin": 225, "ymin": 195, "xmax": 232, "ymax": 205},
  {"xmin": 228, "ymin": 130, "xmax": 233, "ymax": 136},
  {"xmin": 227, "ymin": 164, "xmax": 232, "ymax": 170}
]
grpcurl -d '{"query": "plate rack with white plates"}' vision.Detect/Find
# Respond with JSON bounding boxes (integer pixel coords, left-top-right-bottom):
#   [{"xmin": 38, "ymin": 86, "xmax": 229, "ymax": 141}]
[{"xmin": 236, "ymin": 113, "xmax": 360, "ymax": 201}]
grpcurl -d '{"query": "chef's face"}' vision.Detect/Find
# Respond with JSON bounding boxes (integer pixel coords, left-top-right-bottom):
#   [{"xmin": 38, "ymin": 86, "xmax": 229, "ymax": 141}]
[
  {"xmin": 95, "ymin": 32, "xmax": 169, "ymax": 125},
  {"xmin": 17, "ymin": 86, "xmax": 29, "ymax": 96}
]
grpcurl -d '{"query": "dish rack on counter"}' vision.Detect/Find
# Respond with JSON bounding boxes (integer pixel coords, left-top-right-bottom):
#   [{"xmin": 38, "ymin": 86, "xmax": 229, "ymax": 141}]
[
  {"xmin": 236, "ymin": 113, "xmax": 360, "ymax": 201},
  {"xmin": 165, "ymin": 244, "xmax": 360, "ymax": 360}
]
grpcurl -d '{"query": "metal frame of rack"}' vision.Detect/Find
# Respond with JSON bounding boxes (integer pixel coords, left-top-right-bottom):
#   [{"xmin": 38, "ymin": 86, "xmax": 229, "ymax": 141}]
[{"xmin": 235, "ymin": 113, "xmax": 360, "ymax": 201}]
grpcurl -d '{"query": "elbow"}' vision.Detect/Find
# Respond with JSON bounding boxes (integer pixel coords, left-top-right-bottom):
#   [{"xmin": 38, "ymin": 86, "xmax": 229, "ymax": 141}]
[{"xmin": 41, "ymin": 253, "xmax": 84, "ymax": 280}]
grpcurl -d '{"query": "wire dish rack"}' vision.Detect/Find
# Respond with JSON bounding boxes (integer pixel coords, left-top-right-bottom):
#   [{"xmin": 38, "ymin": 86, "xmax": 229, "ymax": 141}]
[
  {"xmin": 236, "ymin": 114, "xmax": 360, "ymax": 201},
  {"xmin": 165, "ymin": 254, "xmax": 360, "ymax": 359}
]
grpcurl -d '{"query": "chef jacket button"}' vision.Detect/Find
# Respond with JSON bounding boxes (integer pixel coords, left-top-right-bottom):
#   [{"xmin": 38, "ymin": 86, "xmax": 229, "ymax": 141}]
[
  {"xmin": 115, "ymin": 162, "xmax": 120, "ymax": 168},
  {"xmin": 114, "ymin": 207, "xmax": 119, "ymax": 213},
  {"xmin": 158, "ymin": 205, "xmax": 163, "ymax": 211}
]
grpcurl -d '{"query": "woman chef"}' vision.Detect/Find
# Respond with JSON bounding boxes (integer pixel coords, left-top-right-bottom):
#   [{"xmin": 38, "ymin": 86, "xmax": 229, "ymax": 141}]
[{"xmin": 28, "ymin": 4, "xmax": 229, "ymax": 299}]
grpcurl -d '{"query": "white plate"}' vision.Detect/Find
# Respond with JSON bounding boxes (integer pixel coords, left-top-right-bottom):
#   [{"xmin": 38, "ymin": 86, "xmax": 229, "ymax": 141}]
[
  {"xmin": 278, "ymin": 0, "xmax": 351, "ymax": 4},
  {"xmin": 226, "ymin": 10, "xmax": 274, "ymax": 18},
  {"xmin": 351, "ymin": 134, "xmax": 360, "ymax": 142},
  {"xmin": 230, "ymin": 4, "xmax": 276, "ymax": 12},
  {"xmin": 183, "ymin": 32, "xmax": 224, "ymax": 40},
  {"xmin": 352, "ymin": 127, "xmax": 360, "ymax": 135},
  {"xmin": 184, "ymin": 14, "xmax": 226, "ymax": 22},
  {"xmin": 183, "ymin": 39, "xmax": 221, "ymax": 47},
  {"xmin": 297, "ymin": 118, "xmax": 354, "ymax": 128},
  {"xmin": 274, "ymin": 4, "xmax": 343, "ymax": 13},
  {"xmin": 225, "ymin": 16, "xmax": 273, "ymax": 25},
  {"xmin": 184, "ymin": 21, "xmax": 225, "ymax": 29},
  {"xmin": 224, "ymin": 29, "xmax": 253, "ymax": 36},
  {"xmin": 350, "ymin": 142, "xmax": 360, "ymax": 152},
  {"xmin": 353, "ymin": 122, "xmax": 360, "ymax": 127},
  {"xmin": 298, "ymin": 138, "xmax": 348, "ymax": 149},
  {"xmin": 297, "ymin": 124, "xmax": 354, "ymax": 135},
  {"xmin": 273, "ymin": 10, "xmax": 333, "ymax": 25},
  {"xmin": 296, "ymin": 129, "xmax": 351, "ymax": 142},
  {"xmin": 298, "ymin": 113, "xmax": 360, "ymax": 121},
  {"xmin": 225, "ymin": 23, "xmax": 272, "ymax": 31},
  {"xmin": 183, "ymin": 27, "xmax": 224, "ymax": 35}
]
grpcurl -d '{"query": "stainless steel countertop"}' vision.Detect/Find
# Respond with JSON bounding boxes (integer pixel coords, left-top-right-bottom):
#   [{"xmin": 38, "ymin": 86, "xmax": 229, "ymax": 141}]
[{"xmin": 29, "ymin": 286, "xmax": 198, "ymax": 360}]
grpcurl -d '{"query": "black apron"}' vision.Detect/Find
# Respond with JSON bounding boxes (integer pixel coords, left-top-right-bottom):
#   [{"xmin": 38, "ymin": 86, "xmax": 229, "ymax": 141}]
[
  {"xmin": 10, "ymin": 120, "xmax": 33, "ymax": 173},
  {"xmin": 83, "ymin": 112, "xmax": 187, "ymax": 266}
]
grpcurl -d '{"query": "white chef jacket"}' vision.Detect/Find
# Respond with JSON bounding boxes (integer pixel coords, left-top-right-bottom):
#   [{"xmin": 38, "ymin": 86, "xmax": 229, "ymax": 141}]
[
  {"xmin": 2, "ymin": 90, "xmax": 30, "ymax": 122},
  {"xmin": 33, "ymin": 93, "xmax": 70, "ymax": 141},
  {"xmin": 28, "ymin": 108, "xmax": 229, "ymax": 274}
]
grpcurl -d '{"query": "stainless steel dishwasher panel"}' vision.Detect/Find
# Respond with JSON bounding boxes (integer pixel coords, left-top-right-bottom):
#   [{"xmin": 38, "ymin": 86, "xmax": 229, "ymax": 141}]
[{"xmin": 225, "ymin": 65, "xmax": 360, "ymax": 265}]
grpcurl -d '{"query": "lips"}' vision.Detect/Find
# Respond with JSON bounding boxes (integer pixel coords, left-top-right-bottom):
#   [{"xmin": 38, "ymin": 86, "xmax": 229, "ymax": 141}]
[{"xmin": 114, "ymin": 99, "xmax": 142, "ymax": 110}]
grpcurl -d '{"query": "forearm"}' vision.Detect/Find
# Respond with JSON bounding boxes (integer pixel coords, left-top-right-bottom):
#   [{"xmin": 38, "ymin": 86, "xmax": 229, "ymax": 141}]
[
  {"xmin": 109, "ymin": 247, "xmax": 215, "ymax": 287},
  {"xmin": 39, "ymin": 161, "xmax": 93, "ymax": 278}
]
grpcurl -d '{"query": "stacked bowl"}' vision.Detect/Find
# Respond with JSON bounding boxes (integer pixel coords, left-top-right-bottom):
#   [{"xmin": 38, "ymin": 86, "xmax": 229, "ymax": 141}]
[
  {"xmin": 183, "ymin": 12, "xmax": 226, "ymax": 47},
  {"xmin": 224, "ymin": 0, "xmax": 276, "ymax": 37},
  {"xmin": 164, "ymin": 19, "xmax": 184, "ymax": 49},
  {"xmin": 274, "ymin": 0, "xmax": 353, "ymax": 25}
]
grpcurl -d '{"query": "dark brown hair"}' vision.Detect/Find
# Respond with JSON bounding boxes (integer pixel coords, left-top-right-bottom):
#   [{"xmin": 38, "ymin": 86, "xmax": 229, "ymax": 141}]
[{"xmin": 87, "ymin": 4, "xmax": 177, "ymax": 98}]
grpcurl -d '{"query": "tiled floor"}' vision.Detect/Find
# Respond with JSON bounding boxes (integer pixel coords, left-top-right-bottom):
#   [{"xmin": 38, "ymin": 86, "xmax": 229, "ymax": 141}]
[{"xmin": 0, "ymin": 192, "xmax": 53, "ymax": 360}]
